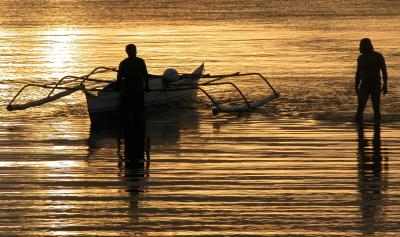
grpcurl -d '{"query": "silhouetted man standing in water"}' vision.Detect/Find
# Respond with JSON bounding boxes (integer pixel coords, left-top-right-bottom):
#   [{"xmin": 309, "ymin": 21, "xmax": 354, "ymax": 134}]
[
  {"xmin": 355, "ymin": 38, "xmax": 388, "ymax": 122},
  {"xmin": 118, "ymin": 44, "xmax": 149, "ymax": 162},
  {"xmin": 118, "ymin": 44, "xmax": 149, "ymax": 119}
]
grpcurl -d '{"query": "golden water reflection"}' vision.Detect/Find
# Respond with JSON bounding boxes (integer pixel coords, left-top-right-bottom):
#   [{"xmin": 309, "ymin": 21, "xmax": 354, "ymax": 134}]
[
  {"xmin": 41, "ymin": 28, "xmax": 82, "ymax": 79},
  {"xmin": 1, "ymin": 1, "xmax": 400, "ymax": 235},
  {"xmin": 1, "ymin": 108, "xmax": 400, "ymax": 235},
  {"xmin": 357, "ymin": 122, "xmax": 389, "ymax": 236}
]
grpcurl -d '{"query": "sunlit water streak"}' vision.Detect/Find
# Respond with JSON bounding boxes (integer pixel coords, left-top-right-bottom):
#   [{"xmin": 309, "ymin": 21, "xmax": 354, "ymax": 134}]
[{"xmin": 1, "ymin": 0, "xmax": 400, "ymax": 236}]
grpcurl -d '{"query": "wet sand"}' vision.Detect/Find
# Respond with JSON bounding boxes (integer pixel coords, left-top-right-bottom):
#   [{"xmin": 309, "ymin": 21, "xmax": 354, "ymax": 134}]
[{"xmin": 1, "ymin": 109, "xmax": 400, "ymax": 236}]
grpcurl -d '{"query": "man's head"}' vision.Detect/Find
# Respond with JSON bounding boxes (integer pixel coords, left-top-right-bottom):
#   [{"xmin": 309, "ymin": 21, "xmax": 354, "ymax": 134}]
[
  {"xmin": 359, "ymin": 38, "xmax": 374, "ymax": 54},
  {"xmin": 126, "ymin": 44, "xmax": 137, "ymax": 58}
]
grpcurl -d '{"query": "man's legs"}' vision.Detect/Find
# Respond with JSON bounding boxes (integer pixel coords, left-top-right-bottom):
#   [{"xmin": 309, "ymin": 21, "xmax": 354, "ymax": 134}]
[
  {"xmin": 356, "ymin": 87, "xmax": 369, "ymax": 121},
  {"xmin": 371, "ymin": 86, "xmax": 381, "ymax": 121}
]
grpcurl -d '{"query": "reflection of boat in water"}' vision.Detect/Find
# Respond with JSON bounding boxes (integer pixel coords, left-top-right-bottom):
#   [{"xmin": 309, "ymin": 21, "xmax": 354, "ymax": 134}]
[
  {"xmin": 86, "ymin": 109, "xmax": 200, "ymax": 210},
  {"xmin": 86, "ymin": 109, "xmax": 200, "ymax": 155},
  {"xmin": 86, "ymin": 117, "xmax": 150, "ymax": 209}
]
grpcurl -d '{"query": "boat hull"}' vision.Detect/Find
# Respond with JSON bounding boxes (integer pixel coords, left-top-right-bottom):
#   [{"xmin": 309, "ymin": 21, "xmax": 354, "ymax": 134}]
[{"xmin": 85, "ymin": 75, "xmax": 199, "ymax": 128}]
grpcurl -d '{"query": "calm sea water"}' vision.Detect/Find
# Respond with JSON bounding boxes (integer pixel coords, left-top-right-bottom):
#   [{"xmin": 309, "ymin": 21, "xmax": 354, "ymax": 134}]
[{"xmin": 1, "ymin": 0, "xmax": 400, "ymax": 236}]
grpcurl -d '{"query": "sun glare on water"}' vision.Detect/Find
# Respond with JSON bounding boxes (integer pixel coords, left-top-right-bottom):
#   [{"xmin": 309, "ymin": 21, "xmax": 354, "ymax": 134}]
[{"xmin": 40, "ymin": 28, "xmax": 83, "ymax": 79}]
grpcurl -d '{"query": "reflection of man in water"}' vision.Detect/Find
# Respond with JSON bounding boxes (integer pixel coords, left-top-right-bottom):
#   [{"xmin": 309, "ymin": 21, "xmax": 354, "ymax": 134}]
[
  {"xmin": 355, "ymin": 38, "xmax": 388, "ymax": 122},
  {"xmin": 357, "ymin": 121, "xmax": 388, "ymax": 235},
  {"xmin": 118, "ymin": 44, "xmax": 149, "ymax": 118},
  {"xmin": 124, "ymin": 117, "xmax": 149, "ymax": 207}
]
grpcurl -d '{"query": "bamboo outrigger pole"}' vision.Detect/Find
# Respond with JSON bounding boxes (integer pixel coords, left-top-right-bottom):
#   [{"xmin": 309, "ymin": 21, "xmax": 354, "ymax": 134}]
[{"xmin": 7, "ymin": 84, "xmax": 84, "ymax": 111}]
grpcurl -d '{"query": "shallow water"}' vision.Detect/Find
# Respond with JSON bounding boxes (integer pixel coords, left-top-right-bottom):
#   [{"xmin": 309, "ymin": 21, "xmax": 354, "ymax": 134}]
[
  {"xmin": 1, "ymin": 0, "xmax": 400, "ymax": 236},
  {"xmin": 2, "ymin": 110, "xmax": 400, "ymax": 236}
]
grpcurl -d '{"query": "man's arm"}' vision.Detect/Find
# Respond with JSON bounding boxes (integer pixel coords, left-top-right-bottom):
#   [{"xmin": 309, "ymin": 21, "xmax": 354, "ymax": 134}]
[
  {"xmin": 117, "ymin": 61, "xmax": 124, "ymax": 81},
  {"xmin": 142, "ymin": 60, "xmax": 150, "ymax": 91},
  {"xmin": 380, "ymin": 54, "xmax": 388, "ymax": 95},
  {"xmin": 355, "ymin": 56, "xmax": 362, "ymax": 95}
]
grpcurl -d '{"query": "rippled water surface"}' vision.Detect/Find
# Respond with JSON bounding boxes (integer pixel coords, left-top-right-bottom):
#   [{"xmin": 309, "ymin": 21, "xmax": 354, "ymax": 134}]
[{"xmin": 1, "ymin": 0, "xmax": 400, "ymax": 236}]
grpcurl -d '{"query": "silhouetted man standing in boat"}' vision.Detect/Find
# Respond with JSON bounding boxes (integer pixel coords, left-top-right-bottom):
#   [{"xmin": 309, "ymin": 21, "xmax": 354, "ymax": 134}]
[
  {"xmin": 355, "ymin": 38, "xmax": 388, "ymax": 122},
  {"xmin": 118, "ymin": 44, "xmax": 149, "ymax": 119}
]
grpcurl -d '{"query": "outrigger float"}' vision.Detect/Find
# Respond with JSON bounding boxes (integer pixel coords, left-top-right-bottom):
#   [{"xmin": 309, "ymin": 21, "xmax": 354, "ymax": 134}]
[{"xmin": 7, "ymin": 63, "xmax": 279, "ymax": 125}]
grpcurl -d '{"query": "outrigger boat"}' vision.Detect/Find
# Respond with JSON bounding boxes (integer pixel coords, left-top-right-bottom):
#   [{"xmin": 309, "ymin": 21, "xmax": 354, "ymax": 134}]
[
  {"xmin": 85, "ymin": 64, "xmax": 204, "ymax": 126},
  {"xmin": 7, "ymin": 63, "xmax": 279, "ymax": 126}
]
